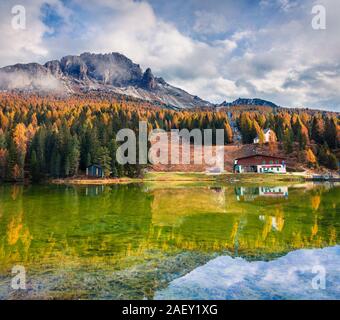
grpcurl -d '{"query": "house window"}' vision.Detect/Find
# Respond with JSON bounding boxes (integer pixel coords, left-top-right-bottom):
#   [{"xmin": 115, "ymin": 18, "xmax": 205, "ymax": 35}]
[
  {"xmin": 262, "ymin": 161, "xmax": 266, "ymax": 164},
  {"xmin": 275, "ymin": 160, "xmax": 279, "ymax": 164},
  {"xmin": 270, "ymin": 160, "xmax": 273, "ymax": 164}
]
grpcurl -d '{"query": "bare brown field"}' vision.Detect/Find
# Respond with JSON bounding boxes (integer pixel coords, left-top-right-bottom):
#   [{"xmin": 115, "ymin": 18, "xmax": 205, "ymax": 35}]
[{"xmin": 149, "ymin": 133, "xmax": 308, "ymax": 173}]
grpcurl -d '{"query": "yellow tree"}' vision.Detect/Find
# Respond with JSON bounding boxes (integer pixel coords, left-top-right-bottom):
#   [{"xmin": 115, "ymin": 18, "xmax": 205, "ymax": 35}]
[
  {"xmin": 13, "ymin": 123, "xmax": 28, "ymax": 180},
  {"xmin": 268, "ymin": 130, "xmax": 277, "ymax": 154},
  {"xmin": 224, "ymin": 121, "xmax": 233, "ymax": 144},
  {"xmin": 13, "ymin": 123, "xmax": 28, "ymax": 155},
  {"xmin": 253, "ymin": 120, "xmax": 265, "ymax": 145},
  {"xmin": 306, "ymin": 148, "xmax": 317, "ymax": 168}
]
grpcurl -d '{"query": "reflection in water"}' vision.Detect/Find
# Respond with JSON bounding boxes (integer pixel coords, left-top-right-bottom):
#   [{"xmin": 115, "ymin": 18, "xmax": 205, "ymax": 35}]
[
  {"xmin": 235, "ymin": 186, "xmax": 288, "ymax": 201},
  {"xmin": 84, "ymin": 185, "xmax": 105, "ymax": 196},
  {"xmin": 155, "ymin": 246, "xmax": 340, "ymax": 300},
  {"xmin": 0, "ymin": 183, "xmax": 339, "ymax": 299},
  {"xmin": 259, "ymin": 215, "xmax": 285, "ymax": 232}
]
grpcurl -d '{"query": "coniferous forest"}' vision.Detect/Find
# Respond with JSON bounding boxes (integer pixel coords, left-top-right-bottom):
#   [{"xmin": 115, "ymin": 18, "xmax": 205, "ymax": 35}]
[{"xmin": 0, "ymin": 93, "xmax": 338, "ymax": 182}]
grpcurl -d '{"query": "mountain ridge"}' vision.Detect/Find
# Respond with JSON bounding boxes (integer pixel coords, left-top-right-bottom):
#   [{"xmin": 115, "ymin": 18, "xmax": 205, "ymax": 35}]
[
  {"xmin": 0, "ymin": 52, "xmax": 211, "ymax": 109},
  {"xmin": 220, "ymin": 98, "xmax": 279, "ymax": 108},
  {"xmin": 0, "ymin": 52, "xmax": 323, "ymax": 112}
]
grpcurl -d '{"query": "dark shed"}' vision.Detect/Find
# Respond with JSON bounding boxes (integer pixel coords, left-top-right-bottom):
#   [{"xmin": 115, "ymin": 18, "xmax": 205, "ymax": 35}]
[{"xmin": 86, "ymin": 164, "xmax": 104, "ymax": 178}]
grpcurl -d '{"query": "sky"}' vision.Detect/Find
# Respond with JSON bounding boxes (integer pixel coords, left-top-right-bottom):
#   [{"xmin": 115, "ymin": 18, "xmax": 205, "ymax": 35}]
[{"xmin": 0, "ymin": 0, "xmax": 339, "ymax": 111}]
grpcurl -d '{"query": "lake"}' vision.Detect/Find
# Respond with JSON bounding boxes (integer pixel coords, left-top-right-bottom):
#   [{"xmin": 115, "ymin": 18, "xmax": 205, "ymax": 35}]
[{"xmin": 0, "ymin": 182, "xmax": 339, "ymax": 299}]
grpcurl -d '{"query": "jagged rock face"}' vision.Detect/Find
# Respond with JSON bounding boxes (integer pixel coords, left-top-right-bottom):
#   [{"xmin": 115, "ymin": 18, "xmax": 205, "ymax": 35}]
[
  {"xmin": 44, "ymin": 60, "xmax": 62, "ymax": 77},
  {"xmin": 141, "ymin": 68, "xmax": 157, "ymax": 90},
  {"xmin": 43, "ymin": 52, "xmax": 144, "ymax": 85},
  {"xmin": 77, "ymin": 52, "xmax": 143, "ymax": 86},
  {"xmin": 0, "ymin": 52, "xmax": 211, "ymax": 109},
  {"xmin": 60, "ymin": 55, "xmax": 88, "ymax": 81}
]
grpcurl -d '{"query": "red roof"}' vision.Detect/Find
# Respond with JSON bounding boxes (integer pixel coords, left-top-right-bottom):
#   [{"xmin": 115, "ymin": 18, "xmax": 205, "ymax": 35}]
[{"xmin": 235, "ymin": 154, "xmax": 285, "ymax": 161}]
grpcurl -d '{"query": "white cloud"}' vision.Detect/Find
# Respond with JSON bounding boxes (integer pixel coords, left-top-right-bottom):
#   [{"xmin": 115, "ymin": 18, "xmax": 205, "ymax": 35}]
[
  {"xmin": 173, "ymin": 76, "xmax": 249, "ymax": 104},
  {"xmin": 0, "ymin": 0, "xmax": 69, "ymax": 66},
  {"xmin": 0, "ymin": 69, "xmax": 63, "ymax": 92},
  {"xmin": 0, "ymin": 0, "xmax": 339, "ymax": 110}
]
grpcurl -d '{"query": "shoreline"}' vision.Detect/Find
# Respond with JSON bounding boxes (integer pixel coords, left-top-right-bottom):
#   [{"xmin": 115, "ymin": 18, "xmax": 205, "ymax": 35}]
[{"xmin": 50, "ymin": 172, "xmax": 307, "ymax": 186}]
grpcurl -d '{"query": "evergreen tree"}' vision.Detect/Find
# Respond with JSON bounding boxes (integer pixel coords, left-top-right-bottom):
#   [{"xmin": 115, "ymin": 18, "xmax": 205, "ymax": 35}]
[
  {"xmin": 64, "ymin": 156, "xmax": 70, "ymax": 177},
  {"xmin": 327, "ymin": 153, "xmax": 338, "ymax": 170},
  {"xmin": 109, "ymin": 139, "xmax": 122, "ymax": 177},
  {"xmin": 283, "ymin": 128, "xmax": 293, "ymax": 154},
  {"xmin": 324, "ymin": 117, "xmax": 337, "ymax": 149},
  {"xmin": 30, "ymin": 150, "xmax": 41, "ymax": 182},
  {"xmin": 6, "ymin": 138, "xmax": 19, "ymax": 181},
  {"xmin": 51, "ymin": 150, "xmax": 61, "ymax": 178},
  {"xmin": 0, "ymin": 148, "xmax": 8, "ymax": 180},
  {"xmin": 68, "ymin": 136, "xmax": 80, "ymax": 176},
  {"xmin": 317, "ymin": 143, "xmax": 338, "ymax": 170},
  {"xmin": 97, "ymin": 147, "xmax": 112, "ymax": 177},
  {"xmin": 311, "ymin": 116, "xmax": 324, "ymax": 144}
]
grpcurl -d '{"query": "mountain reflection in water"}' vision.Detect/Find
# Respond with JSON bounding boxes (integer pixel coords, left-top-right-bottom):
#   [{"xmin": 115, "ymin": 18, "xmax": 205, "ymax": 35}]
[{"xmin": 155, "ymin": 246, "xmax": 340, "ymax": 300}]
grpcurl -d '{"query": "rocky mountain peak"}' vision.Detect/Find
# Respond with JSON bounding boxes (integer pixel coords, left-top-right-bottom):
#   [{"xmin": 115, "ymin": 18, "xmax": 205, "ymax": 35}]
[
  {"xmin": 141, "ymin": 68, "xmax": 157, "ymax": 90},
  {"xmin": 0, "ymin": 52, "xmax": 212, "ymax": 109}
]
